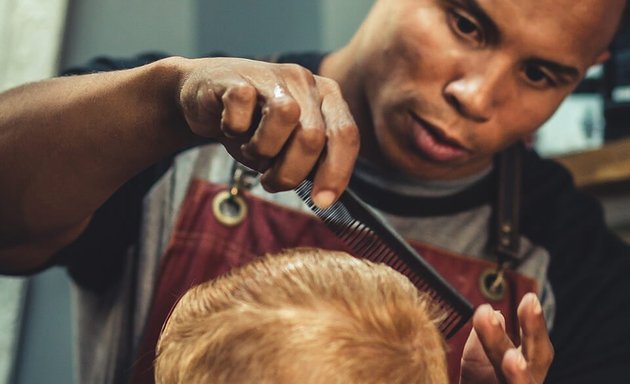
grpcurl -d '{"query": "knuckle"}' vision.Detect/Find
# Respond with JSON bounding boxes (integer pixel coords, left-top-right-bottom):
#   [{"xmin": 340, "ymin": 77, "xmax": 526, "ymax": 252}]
[
  {"xmin": 220, "ymin": 120, "xmax": 244, "ymax": 137},
  {"xmin": 317, "ymin": 76, "xmax": 342, "ymax": 94},
  {"xmin": 224, "ymin": 83, "xmax": 257, "ymax": 104},
  {"xmin": 268, "ymin": 97, "xmax": 301, "ymax": 123},
  {"xmin": 181, "ymin": 85, "xmax": 204, "ymax": 118},
  {"xmin": 220, "ymin": 111, "xmax": 249, "ymax": 135},
  {"xmin": 181, "ymin": 85, "xmax": 220, "ymax": 131},
  {"xmin": 331, "ymin": 121, "xmax": 360, "ymax": 149},
  {"xmin": 320, "ymin": 166, "xmax": 348, "ymax": 189},
  {"xmin": 283, "ymin": 63, "xmax": 314, "ymax": 80},
  {"xmin": 297, "ymin": 126, "xmax": 326, "ymax": 154},
  {"xmin": 245, "ymin": 138, "xmax": 275, "ymax": 158},
  {"xmin": 273, "ymin": 173, "xmax": 301, "ymax": 190},
  {"xmin": 180, "ymin": 92, "xmax": 197, "ymax": 118}
]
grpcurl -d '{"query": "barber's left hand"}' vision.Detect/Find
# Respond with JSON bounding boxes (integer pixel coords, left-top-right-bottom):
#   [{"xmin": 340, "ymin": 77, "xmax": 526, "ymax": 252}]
[{"xmin": 459, "ymin": 293, "xmax": 554, "ymax": 384}]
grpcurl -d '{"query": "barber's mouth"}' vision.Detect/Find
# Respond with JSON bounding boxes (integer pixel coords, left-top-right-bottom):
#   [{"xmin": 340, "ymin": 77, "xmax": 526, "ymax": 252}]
[{"xmin": 409, "ymin": 112, "xmax": 468, "ymax": 162}]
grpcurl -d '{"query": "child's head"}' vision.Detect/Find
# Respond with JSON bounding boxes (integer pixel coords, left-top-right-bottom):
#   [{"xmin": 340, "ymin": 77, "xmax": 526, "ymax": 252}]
[{"xmin": 155, "ymin": 247, "xmax": 447, "ymax": 383}]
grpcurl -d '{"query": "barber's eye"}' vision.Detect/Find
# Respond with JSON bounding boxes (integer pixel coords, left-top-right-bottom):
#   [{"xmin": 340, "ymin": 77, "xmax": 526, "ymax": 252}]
[
  {"xmin": 525, "ymin": 67, "xmax": 545, "ymax": 82},
  {"xmin": 449, "ymin": 10, "xmax": 482, "ymax": 44},
  {"xmin": 524, "ymin": 65, "xmax": 554, "ymax": 87},
  {"xmin": 455, "ymin": 14, "xmax": 477, "ymax": 35}
]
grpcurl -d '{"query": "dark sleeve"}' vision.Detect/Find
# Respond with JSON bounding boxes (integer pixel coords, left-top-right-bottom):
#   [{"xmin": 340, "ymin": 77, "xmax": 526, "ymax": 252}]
[
  {"xmin": 60, "ymin": 51, "xmax": 231, "ymax": 76},
  {"xmin": 60, "ymin": 51, "xmax": 171, "ymax": 75},
  {"xmin": 520, "ymin": 150, "xmax": 630, "ymax": 383},
  {"xmin": 274, "ymin": 51, "xmax": 327, "ymax": 73},
  {"xmin": 54, "ymin": 158, "xmax": 173, "ymax": 292}
]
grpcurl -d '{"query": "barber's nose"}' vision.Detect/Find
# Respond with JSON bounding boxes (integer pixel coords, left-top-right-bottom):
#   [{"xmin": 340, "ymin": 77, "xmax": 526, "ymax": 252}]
[{"xmin": 444, "ymin": 63, "xmax": 509, "ymax": 123}]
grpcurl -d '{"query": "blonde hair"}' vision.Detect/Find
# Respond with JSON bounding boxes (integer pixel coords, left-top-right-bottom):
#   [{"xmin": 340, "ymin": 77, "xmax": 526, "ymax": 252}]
[{"xmin": 155, "ymin": 248, "xmax": 447, "ymax": 384}]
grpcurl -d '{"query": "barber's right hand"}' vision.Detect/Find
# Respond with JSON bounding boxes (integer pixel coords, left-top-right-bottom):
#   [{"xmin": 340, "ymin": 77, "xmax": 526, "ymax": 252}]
[{"xmin": 176, "ymin": 57, "xmax": 360, "ymax": 208}]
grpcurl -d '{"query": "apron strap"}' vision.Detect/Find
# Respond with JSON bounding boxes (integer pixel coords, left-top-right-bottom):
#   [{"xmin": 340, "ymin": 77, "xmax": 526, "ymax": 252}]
[
  {"xmin": 496, "ymin": 143, "xmax": 523, "ymax": 265},
  {"xmin": 483, "ymin": 143, "xmax": 523, "ymax": 299}
]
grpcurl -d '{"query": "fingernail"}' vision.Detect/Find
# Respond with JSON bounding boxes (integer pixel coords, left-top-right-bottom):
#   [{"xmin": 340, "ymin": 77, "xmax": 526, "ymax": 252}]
[
  {"xmin": 313, "ymin": 190, "xmax": 336, "ymax": 209},
  {"xmin": 494, "ymin": 310, "xmax": 505, "ymax": 326},
  {"xmin": 528, "ymin": 293, "xmax": 542, "ymax": 315},
  {"xmin": 480, "ymin": 304, "xmax": 499, "ymax": 326}
]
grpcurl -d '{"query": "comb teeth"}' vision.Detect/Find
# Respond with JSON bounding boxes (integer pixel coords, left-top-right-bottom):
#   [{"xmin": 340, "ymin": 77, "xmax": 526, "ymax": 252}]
[{"xmin": 295, "ymin": 180, "xmax": 473, "ymax": 338}]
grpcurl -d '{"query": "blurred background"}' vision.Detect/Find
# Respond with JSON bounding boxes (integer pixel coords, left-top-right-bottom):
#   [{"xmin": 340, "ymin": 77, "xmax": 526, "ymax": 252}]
[{"xmin": 0, "ymin": 1, "xmax": 628, "ymax": 383}]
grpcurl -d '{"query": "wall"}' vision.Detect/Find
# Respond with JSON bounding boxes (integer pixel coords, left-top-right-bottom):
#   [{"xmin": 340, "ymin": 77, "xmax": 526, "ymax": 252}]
[
  {"xmin": 194, "ymin": 0, "xmax": 372, "ymax": 57},
  {"xmin": 196, "ymin": 0, "xmax": 322, "ymax": 56},
  {"xmin": 60, "ymin": 0, "xmax": 196, "ymax": 69},
  {"xmin": 0, "ymin": 1, "xmax": 69, "ymax": 383},
  {"xmin": 0, "ymin": 0, "xmax": 68, "ymax": 90},
  {"xmin": 320, "ymin": 0, "xmax": 372, "ymax": 50},
  {"xmin": 12, "ymin": 268, "xmax": 73, "ymax": 384}
]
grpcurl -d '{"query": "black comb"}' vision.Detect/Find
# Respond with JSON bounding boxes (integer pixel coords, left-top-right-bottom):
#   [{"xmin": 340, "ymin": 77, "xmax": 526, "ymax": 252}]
[{"xmin": 295, "ymin": 180, "xmax": 474, "ymax": 338}]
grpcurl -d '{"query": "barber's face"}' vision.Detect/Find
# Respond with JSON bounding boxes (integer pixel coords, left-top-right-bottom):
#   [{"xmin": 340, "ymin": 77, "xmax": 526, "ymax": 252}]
[{"xmin": 355, "ymin": 0, "xmax": 624, "ymax": 179}]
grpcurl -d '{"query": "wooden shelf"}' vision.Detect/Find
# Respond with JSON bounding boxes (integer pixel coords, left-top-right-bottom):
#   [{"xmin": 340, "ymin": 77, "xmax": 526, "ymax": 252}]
[
  {"xmin": 554, "ymin": 137, "xmax": 630, "ymax": 191},
  {"xmin": 554, "ymin": 139, "xmax": 630, "ymax": 243}
]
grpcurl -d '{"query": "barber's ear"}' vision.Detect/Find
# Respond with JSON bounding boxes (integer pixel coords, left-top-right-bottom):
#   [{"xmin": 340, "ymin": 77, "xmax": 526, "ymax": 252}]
[{"xmin": 595, "ymin": 50, "xmax": 611, "ymax": 65}]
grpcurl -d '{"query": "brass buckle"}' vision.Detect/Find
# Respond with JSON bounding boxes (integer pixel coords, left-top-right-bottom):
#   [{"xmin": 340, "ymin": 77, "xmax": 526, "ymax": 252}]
[
  {"xmin": 211, "ymin": 163, "xmax": 257, "ymax": 226},
  {"xmin": 479, "ymin": 267, "xmax": 507, "ymax": 301},
  {"xmin": 212, "ymin": 190, "xmax": 247, "ymax": 226}
]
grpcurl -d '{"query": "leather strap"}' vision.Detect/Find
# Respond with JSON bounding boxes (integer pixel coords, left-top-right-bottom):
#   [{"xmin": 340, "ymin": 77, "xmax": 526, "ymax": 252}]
[{"xmin": 495, "ymin": 144, "xmax": 522, "ymax": 266}]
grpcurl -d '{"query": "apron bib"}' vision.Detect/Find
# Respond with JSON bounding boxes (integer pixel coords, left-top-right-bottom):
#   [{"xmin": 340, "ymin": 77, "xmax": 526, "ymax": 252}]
[{"xmin": 131, "ymin": 179, "xmax": 537, "ymax": 384}]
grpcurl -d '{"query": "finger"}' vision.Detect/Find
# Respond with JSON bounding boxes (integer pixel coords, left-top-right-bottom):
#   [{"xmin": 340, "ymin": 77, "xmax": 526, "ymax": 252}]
[
  {"xmin": 501, "ymin": 348, "xmax": 532, "ymax": 384},
  {"xmin": 462, "ymin": 328, "xmax": 491, "ymax": 365},
  {"xmin": 241, "ymin": 84, "xmax": 301, "ymax": 162},
  {"xmin": 309, "ymin": 77, "xmax": 360, "ymax": 208},
  {"xmin": 259, "ymin": 81, "xmax": 327, "ymax": 193},
  {"xmin": 517, "ymin": 293, "xmax": 554, "ymax": 383},
  {"xmin": 221, "ymin": 81, "xmax": 258, "ymax": 137},
  {"xmin": 460, "ymin": 328, "xmax": 499, "ymax": 384},
  {"xmin": 473, "ymin": 304, "xmax": 516, "ymax": 382},
  {"xmin": 179, "ymin": 77, "xmax": 223, "ymax": 137}
]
